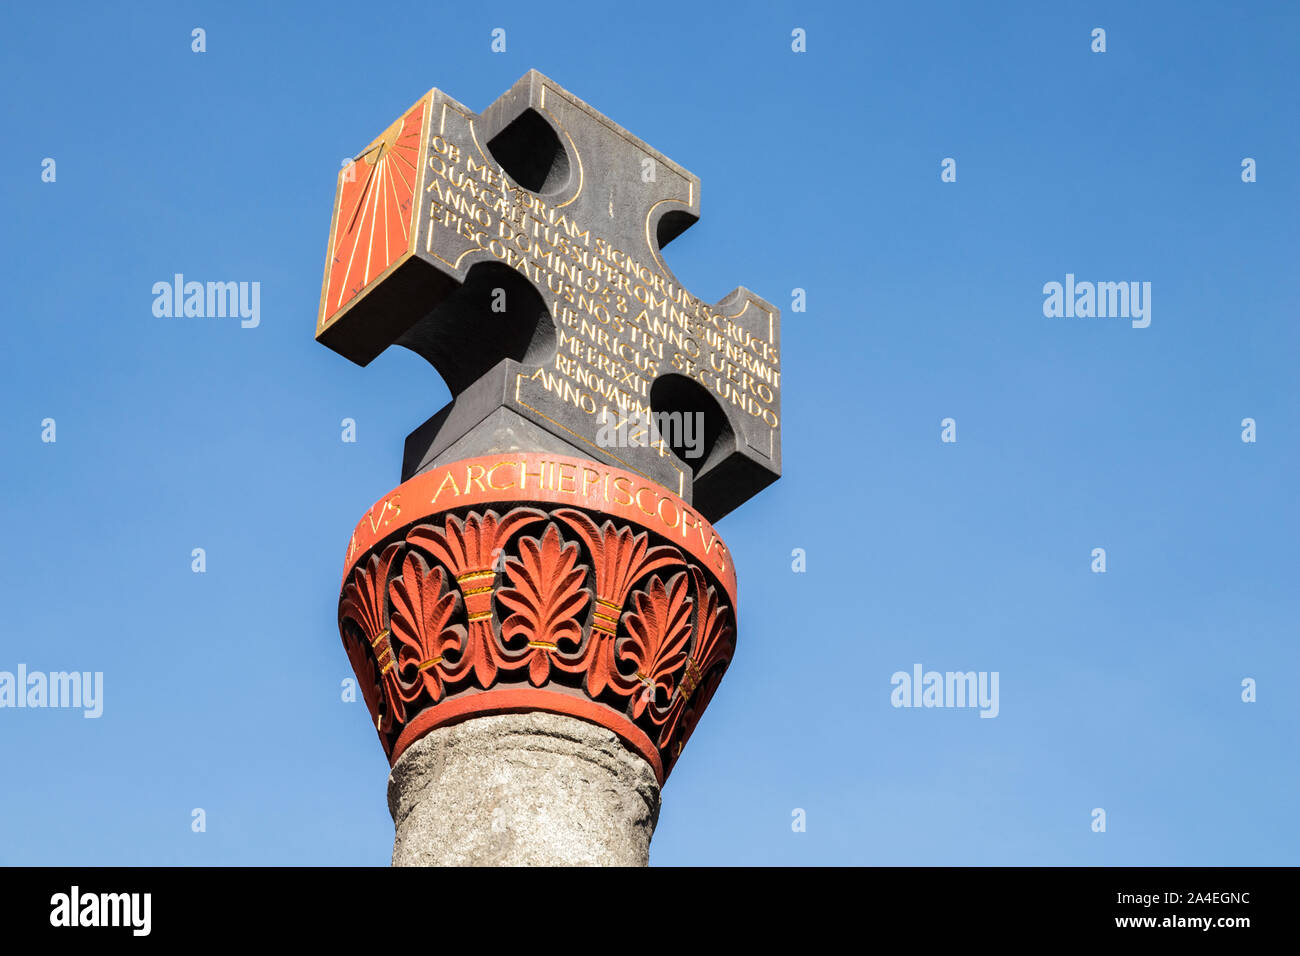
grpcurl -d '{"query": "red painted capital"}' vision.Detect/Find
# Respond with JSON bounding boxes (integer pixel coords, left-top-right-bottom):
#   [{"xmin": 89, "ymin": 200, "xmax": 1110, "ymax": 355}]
[{"xmin": 336, "ymin": 453, "xmax": 738, "ymax": 784}]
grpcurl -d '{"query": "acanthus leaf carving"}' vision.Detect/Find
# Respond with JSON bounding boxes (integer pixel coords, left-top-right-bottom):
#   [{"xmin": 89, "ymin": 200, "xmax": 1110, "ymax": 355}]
[
  {"xmin": 552, "ymin": 507, "xmax": 682, "ymax": 698},
  {"xmin": 406, "ymin": 508, "xmax": 546, "ymax": 687},
  {"xmin": 338, "ymin": 542, "xmax": 405, "ymax": 735},
  {"xmin": 621, "ymin": 571, "xmax": 694, "ymax": 724},
  {"xmin": 388, "ymin": 551, "xmax": 464, "ymax": 705},
  {"xmin": 338, "ymin": 497, "xmax": 737, "ymax": 782},
  {"xmin": 497, "ymin": 523, "xmax": 591, "ymax": 687},
  {"xmin": 658, "ymin": 564, "xmax": 736, "ymax": 751}
]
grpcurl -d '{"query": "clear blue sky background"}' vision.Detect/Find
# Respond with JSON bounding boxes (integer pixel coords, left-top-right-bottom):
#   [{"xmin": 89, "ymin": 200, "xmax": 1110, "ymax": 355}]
[{"xmin": 1, "ymin": 0, "xmax": 1295, "ymax": 865}]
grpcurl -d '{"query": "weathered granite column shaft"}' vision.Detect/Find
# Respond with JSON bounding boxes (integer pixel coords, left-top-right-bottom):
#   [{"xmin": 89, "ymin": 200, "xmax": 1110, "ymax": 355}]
[{"xmin": 388, "ymin": 712, "xmax": 660, "ymax": 866}]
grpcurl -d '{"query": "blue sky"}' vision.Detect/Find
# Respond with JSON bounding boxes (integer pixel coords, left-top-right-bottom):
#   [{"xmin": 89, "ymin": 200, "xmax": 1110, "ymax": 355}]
[{"xmin": 1, "ymin": 0, "xmax": 1295, "ymax": 865}]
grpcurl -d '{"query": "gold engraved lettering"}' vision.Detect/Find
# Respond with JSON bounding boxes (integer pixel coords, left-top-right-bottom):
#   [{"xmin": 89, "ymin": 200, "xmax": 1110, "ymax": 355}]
[
  {"xmin": 431, "ymin": 470, "xmax": 461, "ymax": 503},
  {"xmin": 420, "ymin": 129, "xmax": 779, "ymax": 434}
]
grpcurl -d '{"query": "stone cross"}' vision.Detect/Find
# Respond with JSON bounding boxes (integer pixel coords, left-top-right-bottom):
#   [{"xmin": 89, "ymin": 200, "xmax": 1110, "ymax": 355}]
[{"xmin": 316, "ymin": 70, "xmax": 781, "ymax": 520}]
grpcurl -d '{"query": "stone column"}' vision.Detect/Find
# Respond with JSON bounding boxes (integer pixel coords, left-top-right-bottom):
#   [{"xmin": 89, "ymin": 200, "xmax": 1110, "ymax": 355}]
[
  {"xmin": 335, "ymin": 453, "xmax": 737, "ymax": 867},
  {"xmin": 388, "ymin": 712, "xmax": 660, "ymax": 866},
  {"xmin": 316, "ymin": 72, "xmax": 780, "ymax": 868}
]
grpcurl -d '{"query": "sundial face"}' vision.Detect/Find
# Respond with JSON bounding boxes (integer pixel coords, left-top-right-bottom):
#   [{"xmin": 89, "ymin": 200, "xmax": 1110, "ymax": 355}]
[
  {"xmin": 317, "ymin": 71, "xmax": 781, "ymax": 521},
  {"xmin": 321, "ymin": 98, "xmax": 427, "ymax": 322}
]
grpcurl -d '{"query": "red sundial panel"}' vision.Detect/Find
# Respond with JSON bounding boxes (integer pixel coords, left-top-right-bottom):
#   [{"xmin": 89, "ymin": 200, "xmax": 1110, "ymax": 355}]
[{"xmin": 319, "ymin": 95, "xmax": 428, "ymax": 332}]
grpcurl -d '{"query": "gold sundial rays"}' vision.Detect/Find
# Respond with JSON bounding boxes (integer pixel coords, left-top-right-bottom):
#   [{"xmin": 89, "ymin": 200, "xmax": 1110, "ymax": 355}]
[{"xmin": 330, "ymin": 112, "xmax": 423, "ymax": 313}]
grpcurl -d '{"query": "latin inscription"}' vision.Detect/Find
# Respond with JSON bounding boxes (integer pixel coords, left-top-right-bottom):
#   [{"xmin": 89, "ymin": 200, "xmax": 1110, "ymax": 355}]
[
  {"xmin": 423, "ymin": 132, "xmax": 781, "ymax": 439},
  {"xmin": 345, "ymin": 455, "xmax": 732, "ymax": 581}
]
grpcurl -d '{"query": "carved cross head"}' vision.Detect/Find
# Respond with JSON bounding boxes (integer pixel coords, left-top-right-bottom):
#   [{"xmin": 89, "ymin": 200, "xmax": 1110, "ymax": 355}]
[{"xmin": 317, "ymin": 71, "xmax": 780, "ymax": 520}]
